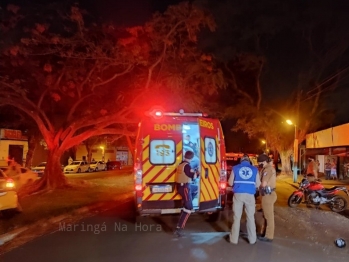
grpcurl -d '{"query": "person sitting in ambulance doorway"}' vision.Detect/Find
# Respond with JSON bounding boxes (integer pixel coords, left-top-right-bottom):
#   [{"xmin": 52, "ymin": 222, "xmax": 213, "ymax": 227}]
[
  {"xmin": 173, "ymin": 150, "xmax": 199, "ymax": 238},
  {"xmin": 183, "ymin": 148, "xmax": 200, "ymax": 199},
  {"xmin": 183, "ymin": 134, "xmax": 198, "ymax": 156}
]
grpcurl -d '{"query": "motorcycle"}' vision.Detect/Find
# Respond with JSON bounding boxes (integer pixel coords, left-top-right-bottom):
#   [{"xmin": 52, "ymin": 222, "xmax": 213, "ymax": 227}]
[{"xmin": 288, "ymin": 178, "xmax": 349, "ymax": 212}]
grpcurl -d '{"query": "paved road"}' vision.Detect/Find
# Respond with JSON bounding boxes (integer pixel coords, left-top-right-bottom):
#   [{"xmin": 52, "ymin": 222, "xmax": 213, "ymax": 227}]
[
  {"xmin": 1, "ymin": 196, "xmax": 347, "ymax": 262},
  {"xmin": 1, "ymin": 172, "xmax": 348, "ymax": 261}
]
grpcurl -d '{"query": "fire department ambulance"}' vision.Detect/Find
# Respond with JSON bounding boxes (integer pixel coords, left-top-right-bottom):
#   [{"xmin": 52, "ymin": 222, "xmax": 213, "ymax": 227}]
[{"xmin": 134, "ymin": 109, "xmax": 227, "ymax": 219}]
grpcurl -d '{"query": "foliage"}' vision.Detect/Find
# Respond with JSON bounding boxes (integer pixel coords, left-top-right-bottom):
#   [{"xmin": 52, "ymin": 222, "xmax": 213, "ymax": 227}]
[
  {"xmin": 0, "ymin": 2, "xmax": 224, "ymax": 189},
  {"xmin": 198, "ymin": 0, "xmax": 349, "ymax": 172}
]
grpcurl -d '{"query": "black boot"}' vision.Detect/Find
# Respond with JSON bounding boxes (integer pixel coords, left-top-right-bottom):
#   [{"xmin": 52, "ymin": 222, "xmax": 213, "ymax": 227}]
[
  {"xmin": 257, "ymin": 221, "xmax": 266, "ymax": 238},
  {"xmin": 173, "ymin": 227, "xmax": 185, "ymax": 237}
]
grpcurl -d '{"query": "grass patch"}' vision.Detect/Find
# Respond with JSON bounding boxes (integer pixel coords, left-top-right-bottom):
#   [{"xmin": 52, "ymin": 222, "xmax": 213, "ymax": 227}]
[{"xmin": 0, "ymin": 172, "xmax": 134, "ymax": 235}]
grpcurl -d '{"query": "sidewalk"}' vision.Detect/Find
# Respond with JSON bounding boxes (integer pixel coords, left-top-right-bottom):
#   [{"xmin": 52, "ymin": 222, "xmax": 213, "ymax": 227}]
[{"xmin": 277, "ymin": 173, "xmax": 349, "ymax": 186}]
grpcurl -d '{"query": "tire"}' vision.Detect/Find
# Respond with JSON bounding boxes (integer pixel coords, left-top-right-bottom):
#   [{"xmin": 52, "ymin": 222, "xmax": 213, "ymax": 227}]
[
  {"xmin": 95, "ymin": 167, "xmax": 98, "ymax": 172},
  {"xmin": 1, "ymin": 209, "xmax": 17, "ymax": 219},
  {"xmin": 206, "ymin": 211, "xmax": 220, "ymax": 222},
  {"xmin": 288, "ymin": 193, "xmax": 302, "ymax": 208},
  {"xmin": 329, "ymin": 196, "xmax": 347, "ymax": 212}
]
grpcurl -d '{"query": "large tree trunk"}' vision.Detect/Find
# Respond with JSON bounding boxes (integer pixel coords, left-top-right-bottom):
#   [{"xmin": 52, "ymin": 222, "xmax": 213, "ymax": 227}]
[
  {"xmin": 25, "ymin": 135, "xmax": 37, "ymax": 168},
  {"xmin": 18, "ymin": 147, "xmax": 68, "ymax": 197},
  {"xmin": 280, "ymin": 149, "xmax": 293, "ymax": 174},
  {"xmin": 43, "ymin": 147, "xmax": 67, "ymax": 189}
]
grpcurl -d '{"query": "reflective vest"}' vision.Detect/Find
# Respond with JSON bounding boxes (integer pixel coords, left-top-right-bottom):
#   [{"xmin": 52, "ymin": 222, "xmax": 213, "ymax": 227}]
[
  {"xmin": 175, "ymin": 162, "xmax": 191, "ymax": 183},
  {"xmin": 232, "ymin": 161, "xmax": 258, "ymax": 194}
]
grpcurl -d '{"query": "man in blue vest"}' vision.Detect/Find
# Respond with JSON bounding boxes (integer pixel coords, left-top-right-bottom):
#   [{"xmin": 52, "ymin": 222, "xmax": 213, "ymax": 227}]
[{"xmin": 228, "ymin": 154, "xmax": 260, "ymax": 244}]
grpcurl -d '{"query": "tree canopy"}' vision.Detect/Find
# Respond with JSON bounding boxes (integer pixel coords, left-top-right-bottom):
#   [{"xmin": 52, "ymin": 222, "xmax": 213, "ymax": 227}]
[{"xmin": 0, "ymin": 2, "xmax": 225, "ymax": 189}]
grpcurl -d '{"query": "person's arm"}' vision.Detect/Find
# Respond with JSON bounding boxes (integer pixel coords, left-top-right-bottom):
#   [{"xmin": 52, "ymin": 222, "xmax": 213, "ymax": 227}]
[
  {"xmin": 184, "ymin": 164, "xmax": 196, "ymax": 179},
  {"xmin": 255, "ymin": 171, "xmax": 261, "ymax": 188},
  {"xmin": 261, "ymin": 168, "xmax": 270, "ymax": 188},
  {"xmin": 228, "ymin": 170, "xmax": 235, "ymax": 186}
]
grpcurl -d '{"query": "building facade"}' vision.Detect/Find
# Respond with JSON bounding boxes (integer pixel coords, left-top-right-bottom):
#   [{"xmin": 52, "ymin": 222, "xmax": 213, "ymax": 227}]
[
  {"xmin": 0, "ymin": 129, "xmax": 28, "ymax": 167},
  {"xmin": 305, "ymin": 123, "xmax": 349, "ymax": 178}
]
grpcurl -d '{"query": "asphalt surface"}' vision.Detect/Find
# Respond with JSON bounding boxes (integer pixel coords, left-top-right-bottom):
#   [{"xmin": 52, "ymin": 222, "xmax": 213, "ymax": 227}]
[
  {"xmin": 1, "ymin": 171, "xmax": 349, "ymax": 261},
  {"xmin": 1, "ymin": 197, "xmax": 347, "ymax": 262}
]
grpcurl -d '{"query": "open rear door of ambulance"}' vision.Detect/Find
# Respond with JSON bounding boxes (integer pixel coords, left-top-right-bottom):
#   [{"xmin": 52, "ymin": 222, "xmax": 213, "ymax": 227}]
[{"xmin": 197, "ymin": 117, "xmax": 221, "ymax": 211}]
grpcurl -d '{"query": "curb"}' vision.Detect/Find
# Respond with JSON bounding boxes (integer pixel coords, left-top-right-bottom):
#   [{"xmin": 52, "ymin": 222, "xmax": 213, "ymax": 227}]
[{"xmin": 0, "ymin": 192, "xmax": 133, "ymax": 247}]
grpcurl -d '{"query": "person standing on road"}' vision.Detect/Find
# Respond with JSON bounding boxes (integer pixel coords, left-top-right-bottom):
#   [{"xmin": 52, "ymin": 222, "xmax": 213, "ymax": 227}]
[
  {"xmin": 257, "ymin": 153, "xmax": 277, "ymax": 242},
  {"xmin": 306, "ymin": 158, "xmax": 314, "ymax": 176},
  {"xmin": 324, "ymin": 159, "xmax": 331, "ymax": 180},
  {"xmin": 228, "ymin": 154, "xmax": 260, "ymax": 245},
  {"xmin": 330, "ymin": 158, "xmax": 338, "ymax": 180},
  {"xmin": 313, "ymin": 159, "xmax": 319, "ymax": 181},
  {"xmin": 173, "ymin": 150, "xmax": 199, "ymax": 237}
]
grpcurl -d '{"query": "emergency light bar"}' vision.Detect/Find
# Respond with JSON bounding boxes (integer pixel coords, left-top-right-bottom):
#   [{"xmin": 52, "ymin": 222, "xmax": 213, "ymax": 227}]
[
  {"xmin": 163, "ymin": 112, "xmax": 204, "ymax": 117},
  {"xmin": 148, "ymin": 108, "xmax": 208, "ymax": 118}
]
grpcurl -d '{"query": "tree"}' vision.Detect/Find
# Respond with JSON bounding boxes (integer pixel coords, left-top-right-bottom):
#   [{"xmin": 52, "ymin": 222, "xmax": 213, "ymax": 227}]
[
  {"xmin": 0, "ymin": 2, "xmax": 224, "ymax": 191},
  {"xmin": 204, "ymin": 0, "xmax": 349, "ymax": 173}
]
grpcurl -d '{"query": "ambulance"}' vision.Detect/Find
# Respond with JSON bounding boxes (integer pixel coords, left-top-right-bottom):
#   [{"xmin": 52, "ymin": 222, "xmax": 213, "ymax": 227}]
[{"xmin": 134, "ymin": 109, "xmax": 227, "ymax": 219}]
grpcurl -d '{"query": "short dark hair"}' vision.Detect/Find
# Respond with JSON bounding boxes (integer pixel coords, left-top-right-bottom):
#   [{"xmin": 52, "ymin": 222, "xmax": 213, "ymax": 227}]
[
  {"xmin": 257, "ymin": 153, "xmax": 270, "ymax": 163},
  {"xmin": 184, "ymin": 151, "xmax": 194, "ymax": 160}
]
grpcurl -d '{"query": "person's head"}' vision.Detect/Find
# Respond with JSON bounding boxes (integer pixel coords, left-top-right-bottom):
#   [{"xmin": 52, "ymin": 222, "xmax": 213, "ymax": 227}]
[
  {"xmin": 240, "ymin": 154, "xmax": 250, "ymax": 163},
  {"xmin": 184, "ymin": 150, "xmax": 194, "ymax": 161},
  {"xmin": 257, "ymin": 153, "xmax": 270, "ymax": 168},
  {"xmin": 327, "ymin": 159, "xmax": 330, "ymax": 162}
]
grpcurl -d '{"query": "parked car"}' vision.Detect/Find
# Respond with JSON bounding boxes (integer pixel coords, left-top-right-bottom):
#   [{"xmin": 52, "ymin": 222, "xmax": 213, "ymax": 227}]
[
  {"xmin": 31, "ymin": 162, "xmax": 65, "ymax": 177},
  {"xmin": 31, "ymin": 162, "xmax": 47, "ymax": 177},
  {"xmin": 89, "ymin": 161, "xmax": 107, "ymax": 172},
  {"xmin": 0, "ymin": 169, "xmax": 22, "ymax": 218},
  {"xmin": 1, "ymin": 165, "xmax": 38, "ymax": 188},
  {"xmin": 64, "ymin": 161, "xmax": 90, "ymax": 173},
  {"xmin": 106, "ymin": 161, "xmax": 122, "ymax": 170}
]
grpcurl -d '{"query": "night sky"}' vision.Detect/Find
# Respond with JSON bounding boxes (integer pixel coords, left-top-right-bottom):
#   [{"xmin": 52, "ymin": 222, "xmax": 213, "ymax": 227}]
[{"xmin": 2, "ymin": 0, "xmax": 349, "ymax": 152}]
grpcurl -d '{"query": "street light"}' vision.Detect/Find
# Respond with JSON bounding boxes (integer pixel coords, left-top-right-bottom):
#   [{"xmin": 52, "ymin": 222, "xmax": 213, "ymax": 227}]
[
  {"xmin": 286, "ymin": 120, "xmax": 298, "ymax": 183},
  {"xmin": 100, "ymin": 146, "xmax": 105, "ymax": 161},
  {"xmin": 261, "ymin": 140, "xmax": 268, "ymax": 153}
]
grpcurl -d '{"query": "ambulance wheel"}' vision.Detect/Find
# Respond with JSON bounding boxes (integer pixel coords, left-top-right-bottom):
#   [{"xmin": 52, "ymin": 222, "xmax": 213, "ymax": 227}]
[{"xmin": 206, "ymin": 211, "xmax": 220, "ymax": 222}]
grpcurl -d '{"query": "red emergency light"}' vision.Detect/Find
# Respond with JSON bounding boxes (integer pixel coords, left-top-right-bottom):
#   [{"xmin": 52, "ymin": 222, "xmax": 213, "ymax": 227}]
[
  {"xmin": 154, "ymin": 111, "xmax": 162, "ymax": 117},
  {"xmin": 146, "ymin": 106, "xmax": 165, "ymax": 119}
]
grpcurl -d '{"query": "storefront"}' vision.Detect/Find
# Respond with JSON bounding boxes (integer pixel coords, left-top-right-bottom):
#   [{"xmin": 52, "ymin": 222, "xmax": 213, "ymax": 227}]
[
  {"xmin": 305, "ymin": 123, "xmax": 349, "ymax": 179},
  {"xmin": 0, "ymin": 129, "xmax": 28, "ymax": 167}
]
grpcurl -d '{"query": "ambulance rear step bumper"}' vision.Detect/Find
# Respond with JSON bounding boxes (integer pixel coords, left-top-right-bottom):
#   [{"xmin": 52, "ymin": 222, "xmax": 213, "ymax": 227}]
[{"xmin": 139, "ymin": 207, "xmax": 223, "ymax": 216}]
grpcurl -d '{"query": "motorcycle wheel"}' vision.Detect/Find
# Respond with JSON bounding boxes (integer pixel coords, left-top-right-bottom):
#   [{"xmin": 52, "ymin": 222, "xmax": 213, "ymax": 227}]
[
  {"xmin": 329, "ymin": 196, "xmax": 348, "ymax": 212},
  {"xmin": 288, "ymin": 193, "xmax": 302, "ymax": 208}
]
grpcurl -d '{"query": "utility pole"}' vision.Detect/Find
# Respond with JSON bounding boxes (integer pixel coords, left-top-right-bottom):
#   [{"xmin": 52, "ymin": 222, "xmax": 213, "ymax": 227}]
[{"xmin": 293, "ymin": 89, "xmax": 301, "ymax": 183}]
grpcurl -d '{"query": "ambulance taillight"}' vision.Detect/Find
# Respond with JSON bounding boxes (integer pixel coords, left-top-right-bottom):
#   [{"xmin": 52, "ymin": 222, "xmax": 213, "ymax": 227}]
[
  {"xmin": 135, "ymin": 169, "xmax": 143, "ymax": 191},
  {"xmin": 219, "ymin": 168, "xmax": 227, "ymax": 193}
]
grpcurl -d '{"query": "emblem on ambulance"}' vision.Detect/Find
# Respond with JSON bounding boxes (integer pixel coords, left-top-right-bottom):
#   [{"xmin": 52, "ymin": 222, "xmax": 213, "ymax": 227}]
[
  {"xmin": 207, "ymin": 142, "xmax": 214, "ymax": 157},
  {"xmin": 239, "ymin": 167, "xmax": 253, "ymax": 179}
]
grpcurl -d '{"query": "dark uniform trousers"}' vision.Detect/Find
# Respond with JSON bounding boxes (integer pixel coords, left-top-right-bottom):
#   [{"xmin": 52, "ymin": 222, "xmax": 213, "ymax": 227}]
[{"xmin": 176, "ymin": 183, "xmax": 193, "ymax": 229}]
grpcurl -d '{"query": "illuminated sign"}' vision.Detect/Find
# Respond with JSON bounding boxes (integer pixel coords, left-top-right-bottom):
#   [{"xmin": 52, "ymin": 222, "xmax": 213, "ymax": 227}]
[
  {"xmin": 0, "ymin": 129, "xmax": 27, "ymax": 140},
  {"xmin": 199, "ymin": 119, "xmax": 214, "ymax": 129},
  {"xmin": 154, "ymin": 124, "xmax": 182, "ymax": 131}
]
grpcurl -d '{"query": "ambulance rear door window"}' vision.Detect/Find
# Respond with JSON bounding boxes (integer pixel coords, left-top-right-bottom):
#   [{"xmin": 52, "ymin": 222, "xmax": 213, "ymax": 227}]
[
  {"xmin": 149, "ymin": 140, "xmax": 176, "ymax": 165},
  {"xmin": 204, "ymin": 137, "xmax": 217, "ymax": 164}
]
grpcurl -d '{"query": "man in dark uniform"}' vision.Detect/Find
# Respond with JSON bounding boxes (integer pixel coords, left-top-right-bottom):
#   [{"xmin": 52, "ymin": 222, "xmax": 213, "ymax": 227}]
[
  {"xmin": 173, "ymin": 150, "xmax": 198, "ymax": 237},
  {"xmin": 257, "ymin": 153, "xmax": 277, "ymax": 242}
]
